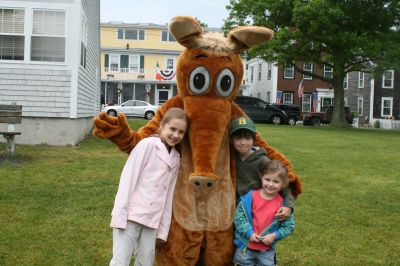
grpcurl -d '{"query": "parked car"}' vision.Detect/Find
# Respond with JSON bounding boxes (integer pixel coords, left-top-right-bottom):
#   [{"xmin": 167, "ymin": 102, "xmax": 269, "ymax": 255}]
[
  {"xmin": 102, "ymin": 100, "xmax": 159, "ymax": 120},
  {"xmin": 303, "ymin": 106, "xmax": 354, "ymax": 125},
  {"xmin": 234, "ymin": 96, "xmax": 287, "ymax": 125},
  {"xmin": 271, "ymin": 103, "xmax": 302, "ymax": 125}
]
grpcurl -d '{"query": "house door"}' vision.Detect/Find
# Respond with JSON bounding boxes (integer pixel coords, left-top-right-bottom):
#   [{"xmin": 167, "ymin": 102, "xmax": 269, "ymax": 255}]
[{"xmin": 157, "ymin": 89, "xmax": 170, "ymax": 105}]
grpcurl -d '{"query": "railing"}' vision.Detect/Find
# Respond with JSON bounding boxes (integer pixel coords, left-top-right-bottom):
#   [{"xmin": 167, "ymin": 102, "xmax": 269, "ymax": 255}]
[
  {"xmin": 373, "ymin": 118, "xmax": 400, "ymax": 130},
  {"xmin": 102, "ymin": 67, "xmax": 176, "ymax": 81}
]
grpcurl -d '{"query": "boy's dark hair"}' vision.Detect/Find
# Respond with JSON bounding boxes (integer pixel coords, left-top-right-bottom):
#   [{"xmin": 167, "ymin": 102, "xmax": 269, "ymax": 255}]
[
  {"xmin": 260, "ymin": 160, "xmax": 289, "ymax": 184},
  {"xmin": 230, "ymin": 128, "xmax": 256, "ymax": 141}
]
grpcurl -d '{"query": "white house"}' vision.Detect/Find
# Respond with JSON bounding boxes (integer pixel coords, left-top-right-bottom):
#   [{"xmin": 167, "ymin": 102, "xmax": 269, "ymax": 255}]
[
  {"xmin": 243, "ymin": 57, "xmax": 278, "ymax": 103},
  {"xmin": 0, "ymin": 0, "xmax": 100, "ymax": 145}
]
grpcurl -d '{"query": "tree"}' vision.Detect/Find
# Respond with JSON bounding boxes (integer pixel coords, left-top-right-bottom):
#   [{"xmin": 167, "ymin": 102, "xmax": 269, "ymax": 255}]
[
  {"xmin": 195, "ymin": 17, "xmax": 208, "ymax": 28},
  {"xmin": 225, "ymin": 0, "xmax": 400, "ymax": 126}
]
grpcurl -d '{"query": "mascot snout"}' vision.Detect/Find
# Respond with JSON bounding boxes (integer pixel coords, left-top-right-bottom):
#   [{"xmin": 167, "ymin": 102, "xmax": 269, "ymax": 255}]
[{"xmin": 183, "ymin": 96, "xmax": 231, "ymax": 189}]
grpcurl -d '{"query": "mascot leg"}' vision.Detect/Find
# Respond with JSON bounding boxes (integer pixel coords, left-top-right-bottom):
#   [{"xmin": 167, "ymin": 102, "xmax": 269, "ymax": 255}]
[
  {"xmin": 199, "ymin": 227, "xmax": 234, "ymax": 266},
  {"xmin": 156, "ymin": 216, "xmax": 203, "ymax": 266},
  {"xmin": 155, "ymin": 218, "xmax": 234, "ymax": 266}
]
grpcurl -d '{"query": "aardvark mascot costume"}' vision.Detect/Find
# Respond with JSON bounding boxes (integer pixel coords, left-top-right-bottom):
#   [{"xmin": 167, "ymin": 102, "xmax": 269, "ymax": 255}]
[{"xmin": 94, "ymin": 16, "xmax": 302, "ymax": 266}]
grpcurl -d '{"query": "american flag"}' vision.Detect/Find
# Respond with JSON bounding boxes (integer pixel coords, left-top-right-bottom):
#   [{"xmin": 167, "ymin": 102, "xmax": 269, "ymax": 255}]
[
  {"xmin": 276, "ymin": 91, "xmax": 283, "ymax": 104},
  {"xmin": 298, "ymin": 79, "xmax": 304, "ymax": 99},
  {"xmin": 312, "ymin": 92, "xmax": 318, "ymax": 112}
]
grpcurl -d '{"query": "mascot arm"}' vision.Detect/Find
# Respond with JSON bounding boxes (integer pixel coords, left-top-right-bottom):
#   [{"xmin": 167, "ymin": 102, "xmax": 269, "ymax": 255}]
[
  {"xmin": 93, "ymin": 96, "xmax": 184, "ymax": 153},
  {"xmin": 231, "ymin": 103, "xmax": 302, "ymax": 198}
]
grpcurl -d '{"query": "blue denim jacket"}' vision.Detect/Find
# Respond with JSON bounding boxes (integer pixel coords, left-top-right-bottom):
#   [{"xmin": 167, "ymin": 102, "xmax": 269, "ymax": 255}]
[{"xmin": 233, "ymin": 190, "xmax": 295, "ymax": 252}]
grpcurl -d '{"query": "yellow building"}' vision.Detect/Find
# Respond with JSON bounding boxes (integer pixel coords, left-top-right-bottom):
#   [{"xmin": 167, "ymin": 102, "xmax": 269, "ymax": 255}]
[
  {"xmin": 100, "ymin": 22, "xmax": 249, "ymax": 108},
  {"xmin": 101, "ymin": 22, "xmax": 184, "ymax": 106}
]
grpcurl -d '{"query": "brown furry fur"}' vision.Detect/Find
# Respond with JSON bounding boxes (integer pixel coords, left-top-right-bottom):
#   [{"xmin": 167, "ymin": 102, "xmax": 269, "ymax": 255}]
[{"xmin": 93, "ymin": 16, "xmax": 301, "ymax": 265}]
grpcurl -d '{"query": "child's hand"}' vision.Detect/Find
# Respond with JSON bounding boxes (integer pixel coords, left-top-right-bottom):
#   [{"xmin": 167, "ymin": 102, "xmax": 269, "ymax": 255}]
[
  {"xmin": 260, "ymin": 233, "xmax": 276, "ymax": 246},
  {"xmin": 274, "ymin": 207, "xmax": 292, "ymax": 221},
  {"xmin": 249, "ymin": 233, "xmax": 260, "ymax": 243}
]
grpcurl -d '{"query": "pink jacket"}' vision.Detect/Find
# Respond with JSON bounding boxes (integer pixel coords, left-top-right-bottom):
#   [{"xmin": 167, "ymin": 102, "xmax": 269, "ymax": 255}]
[{"xmin": 110, "ymin": 136, "xmax": 181, "ymax": 241}]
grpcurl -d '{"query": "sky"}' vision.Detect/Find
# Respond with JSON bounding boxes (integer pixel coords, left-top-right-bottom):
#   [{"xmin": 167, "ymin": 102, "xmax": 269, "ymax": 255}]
[{"xmin": 100, "ymin": 0, "xmax": 231, "ymax": 28}]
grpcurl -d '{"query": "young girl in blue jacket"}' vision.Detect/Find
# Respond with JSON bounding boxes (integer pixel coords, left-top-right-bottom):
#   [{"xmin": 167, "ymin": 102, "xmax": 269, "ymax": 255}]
[
  {"xmin": 233, "ymin": 160, "xmax": 295, "ymax": 266},
  {"xmin": 109, "ymin": 108, "xmax": 188, "ymax": 266}
]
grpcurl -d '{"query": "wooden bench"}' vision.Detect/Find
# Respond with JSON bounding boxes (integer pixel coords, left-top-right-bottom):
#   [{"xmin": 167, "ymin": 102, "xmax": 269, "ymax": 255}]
[{"xmin": 0, "ymin": 105, "xmax": 22, "ymax": 157}]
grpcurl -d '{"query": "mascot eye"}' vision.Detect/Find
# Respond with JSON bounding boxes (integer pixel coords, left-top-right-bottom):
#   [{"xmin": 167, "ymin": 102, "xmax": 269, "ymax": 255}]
[
  {"xmin": 216, "ymin": 69, "xmax": 235, "ymax": 97},
  {"xmin": 189, "ymin": 66, "xmax": 210, "ymax": 95}
]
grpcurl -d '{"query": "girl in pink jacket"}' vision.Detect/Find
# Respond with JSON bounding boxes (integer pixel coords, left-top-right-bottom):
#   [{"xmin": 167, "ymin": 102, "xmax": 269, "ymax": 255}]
[{"xmin": 110, "ymin": 108, "xmax": 188, "ymax": 266}]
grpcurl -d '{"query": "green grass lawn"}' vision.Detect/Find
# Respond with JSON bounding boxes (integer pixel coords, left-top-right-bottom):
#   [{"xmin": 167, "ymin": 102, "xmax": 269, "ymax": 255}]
[{"xmin": 1, "ymin": 121, "xmax": 399, "ymax": 265}]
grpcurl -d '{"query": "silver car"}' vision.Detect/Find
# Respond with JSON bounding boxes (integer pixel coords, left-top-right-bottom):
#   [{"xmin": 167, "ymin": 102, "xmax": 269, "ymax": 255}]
[{"xmin": 102, "ymin": 100, "xmax": 159, "ymax": 120}]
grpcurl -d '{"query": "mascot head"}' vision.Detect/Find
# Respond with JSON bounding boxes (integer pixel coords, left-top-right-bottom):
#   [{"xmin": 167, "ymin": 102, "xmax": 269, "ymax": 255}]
[{"xmin": 168, "ymin": 16, "xmax": 273, "ymax": 189}]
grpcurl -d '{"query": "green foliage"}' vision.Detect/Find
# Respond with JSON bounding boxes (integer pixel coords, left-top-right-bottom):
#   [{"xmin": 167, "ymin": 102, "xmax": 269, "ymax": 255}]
[
  {"xmin": 1, "ymin": 121, "xmax": 399, "ymax": 264},
  {"xmin": 225, "ymin": 0, "xmax": 400, "ymax": 126},
  {"xmin": 374, "ymin": 120, "xmax": 381, "ymax": 128}
]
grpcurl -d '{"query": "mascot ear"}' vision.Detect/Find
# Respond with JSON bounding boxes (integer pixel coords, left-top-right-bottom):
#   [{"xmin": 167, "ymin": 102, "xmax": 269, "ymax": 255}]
[
  {"xmin": 168, "ymin": 16, "xmax": 203, "ymax": 48},
  {"xmin": 228, "ymin": 26, "xmax": 274, "ymax": 52}
]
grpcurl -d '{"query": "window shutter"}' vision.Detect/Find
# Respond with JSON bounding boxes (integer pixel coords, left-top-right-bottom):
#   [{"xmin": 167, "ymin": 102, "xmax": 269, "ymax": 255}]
[
  {"xmin": 120, "ymin": 55, "xmax": 129, "ymax": 69},
  {"xmin": 140, "ymin": 55, "xmax": 144, "ymax": 70},
  {"xmin": 104, "ymin": 54, "xmax": 109, "ymax": 67}
]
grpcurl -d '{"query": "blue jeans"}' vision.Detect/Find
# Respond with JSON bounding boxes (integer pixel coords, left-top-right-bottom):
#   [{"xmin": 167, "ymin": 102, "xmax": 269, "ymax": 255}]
[{"xmin": 233, "ymin": 247, "xmax": 275, "ymax": 266}]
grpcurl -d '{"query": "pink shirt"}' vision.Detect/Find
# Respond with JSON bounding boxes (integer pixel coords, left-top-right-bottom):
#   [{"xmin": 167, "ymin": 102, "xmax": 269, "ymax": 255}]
[
  {"xmin": 248, "ymin": 190, "xmax": 283, "ymax": 251},
  {"xmin": 110, "ymin": 136, "xmax": 181, "ymax": 241}
]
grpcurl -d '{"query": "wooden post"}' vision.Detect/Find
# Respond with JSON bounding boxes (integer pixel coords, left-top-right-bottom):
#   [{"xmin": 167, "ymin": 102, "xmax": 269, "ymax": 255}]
[{"xmin": 4, "ymin": 134, "xmax": 15, "ymax": 157}]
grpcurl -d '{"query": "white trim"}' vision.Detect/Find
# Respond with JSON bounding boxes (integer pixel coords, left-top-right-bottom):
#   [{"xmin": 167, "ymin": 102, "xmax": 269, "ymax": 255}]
[
  {"xmin": 283, "ymin": 64, "xmax": 294, "ymax": 79},
  {"xmin": 357, "ymin": 96, "xmax": 363, "ymax": 115},
  {"xmin": 343, "ymin": 73, "xmax": 348, "ymax": 90},
  {"xmin": 382, "ymin": 70, "xmax": 394, "ymax": 88},
  {"xmin": 303, "ymin": 62, "xmax": 313, "ymax": 80},
  {"xmin": 381, "ymin": 97, "xmax": 393, "ymax": 117},
  {"xmin": 358, "ymin": 72, "xmax": 364, "ymax": 88},
  {"xmin": 369, "ymin": 78, "xmax": 374, "ymax": 123}
]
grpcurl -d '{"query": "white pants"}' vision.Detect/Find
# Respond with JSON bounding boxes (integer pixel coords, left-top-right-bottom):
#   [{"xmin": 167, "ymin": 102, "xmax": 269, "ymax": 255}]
[{"xmin": 110, "ymin": 221, "xmax": 156, "ymax": 266}]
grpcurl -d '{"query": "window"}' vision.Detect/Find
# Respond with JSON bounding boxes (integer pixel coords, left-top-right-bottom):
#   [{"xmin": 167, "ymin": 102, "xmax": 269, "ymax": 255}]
[
  {"xmin": 303, "ymin": 62, "xmax": 313, "ymax": 80},
  {"xmin": 0, "ymin": 8, "xmax": 25, "ymax": 61},
  {"xmin": 358, "ymin": 72, "xmax": 364, "ymax": 88},
  {"xmin": 165, "ymin": 57, "xmax": 176, "ymax": 69},
  {"xmin": 283, "ymin": 92, "xmax": 293, "ymax": 104},
  {"xmin": 80, "ymin": 14, "xmax": 87, "ymax": 68},
  {"xmin": 161, "ymin": 30, "xmax": 176, "ymax": 42},
  {"xmin": 118, "ymin": 28, "xmax": 145, "ymax": 40},
  {"xmin": 31, "ymin": 10, "xmax": 66, "ymax": 62},
  {"xmin": 357, "ymin": 97, "xmax": 363, "ymax": 115},
  {"xmin": 250, "ymin": 66, "xmax": 254, "ymax": 82},
  {"xmin": 381, "ymin": 97, "xmax": 393, "ymax": 117},
  {"xmin": 343, "ymin": 74, "xmax": 348, "ymax": 90},
  {"xmin": 302, "ymin": 94, "xmax": 311, "ymax": 112},
  {"xmin": 344, "ymin": 97, "xmax": 348, "ymax": 107},
  {"xmin": 129, "ymin": 55, "xmax": 139, "ymax": 72},
  {"xmin": 110, "ymin": 54, "xmax": 119, "ymax": 71},
  {"xmin": 382, "ymin": 70, "xmax": 394, "ymax": 88},
  {"xmin": 258, "ymin": 63, "xmax": 262, "ymax": 81},
  {"xmin": 324, "ymin": 65, "xmax": 333, "ymax": 79},
  {"xmin": 284, "ymin": 63, "xmax": 294, "ymax": 79},
  {"xmin": 267, "ymin": 63, "xmax": 272, "ymax": 80},
  {"xmin": 266, "ymin": 91, "xmax": 271, "ymax": 103}
]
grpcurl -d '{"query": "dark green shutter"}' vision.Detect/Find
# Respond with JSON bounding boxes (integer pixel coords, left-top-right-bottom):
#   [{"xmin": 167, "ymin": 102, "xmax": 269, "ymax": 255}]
[
  {"xmin": 140, "ymin": 55, "xmax": 144, "ymax": 70},
  {"xmin": 120, "ymin": 55, "xmax": 129, "ymax": 69},
  {"xmin": 104, "ymin": 54, "xmax": 109, "ymax": 67}
]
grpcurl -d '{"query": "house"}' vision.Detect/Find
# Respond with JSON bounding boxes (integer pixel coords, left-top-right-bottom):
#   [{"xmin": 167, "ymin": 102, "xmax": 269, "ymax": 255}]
[
  {"xmin": 245, "ymin": 57, "xmax": 400, "ymax": 129},
  {"xmin": 244, "ymin": 59, "xmax": 333, "ymax": 112},
  {"xmin": 343, "ymin": 71, "xmax": 373, "ymax": 126},
  {"xmin": 100, "ymin": 22, "xmax": 247, "ymax": 107},
  {"xmin": 100, "ymin": 22, "xmax": 184, "ymax": 106},
  {"xmin": 371, "ymin": 70, "xmax": 400, "ymax": 129},
  {"xmin": 244, "ymin": 57, "xmax": 277, "ymax": 102},
  {"xmin": 0, "ymin": 0, "xmax": 101, "ymax": 145}
]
